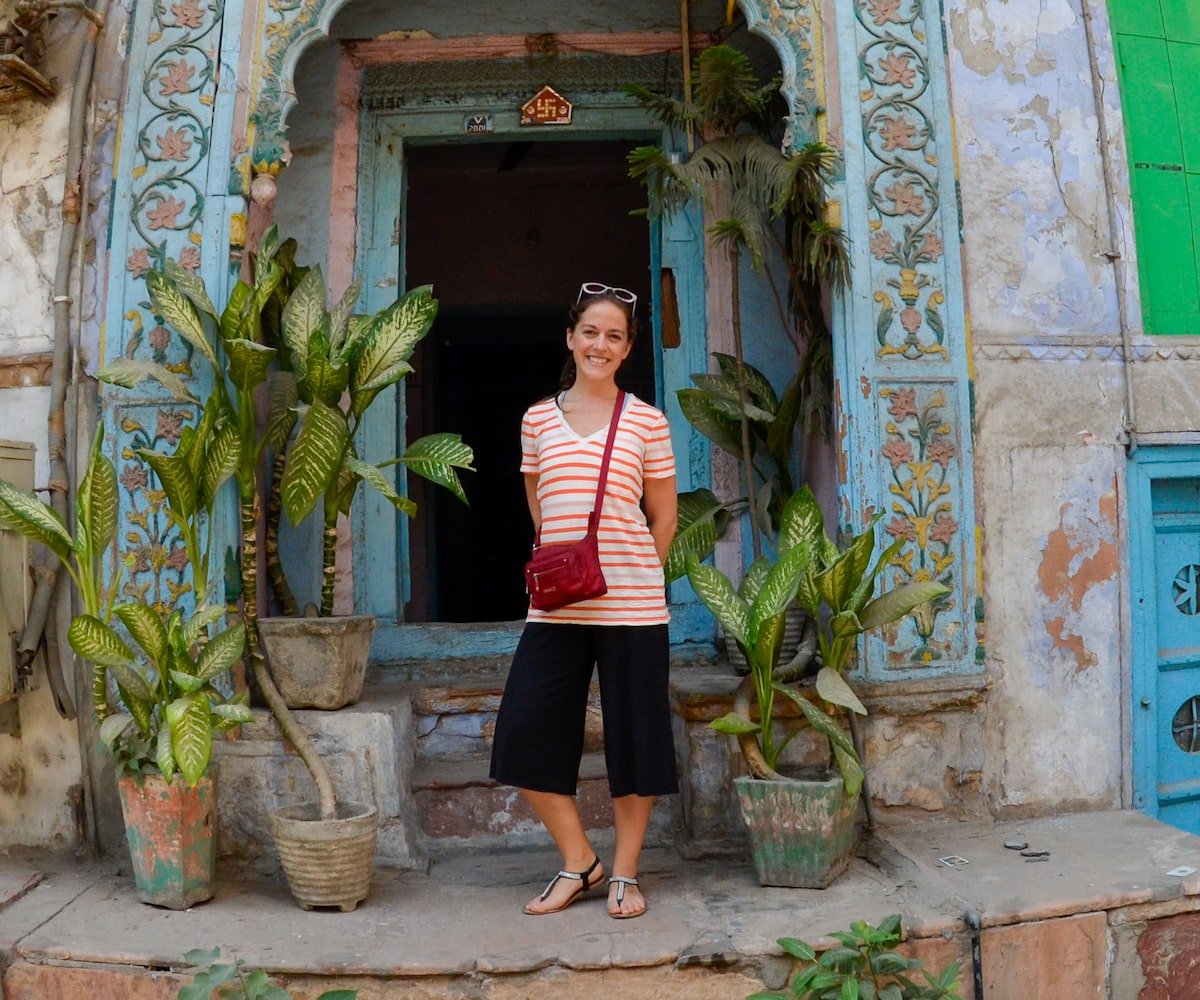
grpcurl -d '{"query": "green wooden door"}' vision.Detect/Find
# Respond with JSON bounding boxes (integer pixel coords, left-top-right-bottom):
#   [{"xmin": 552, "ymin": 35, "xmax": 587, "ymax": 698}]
[{"xmin": 1112, "ymin": 0, "xmax": 1200, "ymax": 333}]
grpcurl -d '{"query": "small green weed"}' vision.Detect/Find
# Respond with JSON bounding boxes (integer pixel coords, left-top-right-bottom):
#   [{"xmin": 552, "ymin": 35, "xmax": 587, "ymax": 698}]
[
  {"xmin": 750, "ymin": 914, "xmax": 962, "ymax": 1000},
  {"xmin": 178, "ymin": 947, "xmax": 356, "ymax": 1000}
]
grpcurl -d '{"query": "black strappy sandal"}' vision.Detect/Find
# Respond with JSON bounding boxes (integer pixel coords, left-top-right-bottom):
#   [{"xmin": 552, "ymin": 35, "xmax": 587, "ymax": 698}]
[
  {"xmin": 522, "ymin": 855, "xmax": 603, "ymax": 915},
  {"xmin": 607, "ymin": 875, "xmax": 645, "ymax": 919}
]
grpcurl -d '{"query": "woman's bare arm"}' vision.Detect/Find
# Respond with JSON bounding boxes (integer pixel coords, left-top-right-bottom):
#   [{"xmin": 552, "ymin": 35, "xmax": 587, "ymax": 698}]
[{"xmin": 643, "ymin": 475, "xmax": 678, "ymax": 567}]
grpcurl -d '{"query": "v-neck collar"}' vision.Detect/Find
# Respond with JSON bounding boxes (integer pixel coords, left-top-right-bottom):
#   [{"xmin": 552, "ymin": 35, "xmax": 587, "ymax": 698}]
[{"xmin": 556, "ymin": 391, "xmax": 626, "ymax": 442}]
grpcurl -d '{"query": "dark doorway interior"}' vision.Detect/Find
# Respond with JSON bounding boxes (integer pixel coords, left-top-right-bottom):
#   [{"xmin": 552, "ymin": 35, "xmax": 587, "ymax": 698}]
[{"xmin": 402, "ymin": 140, "xmax": 654, "ymax": 622}]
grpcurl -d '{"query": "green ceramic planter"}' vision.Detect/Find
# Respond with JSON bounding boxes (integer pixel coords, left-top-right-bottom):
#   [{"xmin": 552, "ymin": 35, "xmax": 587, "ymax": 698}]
[{"xmin": 734, "ymin": 773, "xmax": 859, "ymax": 888}]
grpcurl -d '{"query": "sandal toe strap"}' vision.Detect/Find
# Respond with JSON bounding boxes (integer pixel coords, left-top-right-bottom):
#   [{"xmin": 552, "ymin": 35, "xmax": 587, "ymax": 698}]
[{"xmin": 607, "ymin": 875, "xmax": 639, "ymax": 906}]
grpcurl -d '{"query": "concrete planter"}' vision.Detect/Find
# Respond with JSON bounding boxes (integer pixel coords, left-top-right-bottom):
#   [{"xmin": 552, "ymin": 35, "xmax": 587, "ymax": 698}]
[
  {"xmin": 258, "ymin": 614, "xmax": 376, "ymax": 710},
  {"xmin": 734, "ymin": 773, "xmax": 859, "ymax": 888},
  {"xmin": 117, "ymin": 770, "xmax": 217, "ymax": 909},
  {"xmin": 270, "ymin": 800, "xmax": 378, "ymax": 911}
]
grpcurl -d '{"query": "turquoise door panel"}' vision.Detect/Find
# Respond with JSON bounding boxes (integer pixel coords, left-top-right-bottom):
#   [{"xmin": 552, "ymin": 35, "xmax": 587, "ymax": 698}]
[{"xmin": 1130, "ymin": 451, "xmax": 1200, "ymax": 832}]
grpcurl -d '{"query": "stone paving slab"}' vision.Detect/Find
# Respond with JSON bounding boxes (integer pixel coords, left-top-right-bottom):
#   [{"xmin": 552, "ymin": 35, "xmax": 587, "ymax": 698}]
[{"xmin": 4, "ymin": 810, "xmax": 1200, "ymax": 986}]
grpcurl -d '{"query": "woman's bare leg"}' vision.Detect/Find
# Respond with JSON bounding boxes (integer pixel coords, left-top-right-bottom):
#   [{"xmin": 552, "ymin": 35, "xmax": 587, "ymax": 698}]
[
  {"xmin": 520, "ymin": 789, "xmax": 605, "ymax": 913},
  {"xmin": 609, "ymin": 794, "xmax": 654, "ymax": 916}
]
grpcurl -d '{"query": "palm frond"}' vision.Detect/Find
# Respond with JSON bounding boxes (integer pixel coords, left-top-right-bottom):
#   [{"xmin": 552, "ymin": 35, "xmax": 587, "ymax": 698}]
[{"xmin": 623, "ymin": 83, "xmax": 693, "ymax": 132}]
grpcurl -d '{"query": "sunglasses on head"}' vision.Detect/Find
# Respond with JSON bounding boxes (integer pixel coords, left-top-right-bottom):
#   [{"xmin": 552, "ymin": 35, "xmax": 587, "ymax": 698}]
[{"xmin": 576, "ymin": 282, "xmax": 638, "ymax": 309}]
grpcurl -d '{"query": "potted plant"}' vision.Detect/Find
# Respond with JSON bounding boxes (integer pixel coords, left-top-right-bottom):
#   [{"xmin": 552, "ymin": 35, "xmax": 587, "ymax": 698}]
[
  {"xmin": 116, "ymin": 240, "xmax": 468, "ymax": 910},
  {"xmin": 685, "ymin": 487, "xmax": 948, "ymax": 887},
  {"xmin": 0, "ymin": 426, "xmax": 249, "ymax": 908},
  {"xmin": 251, "ymin": 232, "xmax": 472, "ymax": 710}
]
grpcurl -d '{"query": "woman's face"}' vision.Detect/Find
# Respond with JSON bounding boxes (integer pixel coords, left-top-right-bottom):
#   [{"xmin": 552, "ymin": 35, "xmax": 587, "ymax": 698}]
[{"xmin": 566, "ymin": 301, "xmax": 632, "ymax": 386}]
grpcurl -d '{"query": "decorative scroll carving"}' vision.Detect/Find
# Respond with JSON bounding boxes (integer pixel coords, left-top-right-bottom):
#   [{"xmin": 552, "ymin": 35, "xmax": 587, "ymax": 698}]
[{"xmin": 736, "ymin": 0, "xmax": 821, "ymax": 146}]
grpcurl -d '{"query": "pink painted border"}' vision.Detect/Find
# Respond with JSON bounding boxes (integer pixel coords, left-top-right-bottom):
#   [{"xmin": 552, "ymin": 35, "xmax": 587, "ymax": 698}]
[
  {"xmin": 346, "ymin": 31, "xmax": 712, "ymax": 66},
  {"xmin": 328, "ymin": 46, "xmax": 362, "ymax": 302}
]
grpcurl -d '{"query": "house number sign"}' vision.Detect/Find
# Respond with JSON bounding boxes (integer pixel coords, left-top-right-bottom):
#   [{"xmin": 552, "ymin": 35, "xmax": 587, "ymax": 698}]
[{"xmin": 520, "ymin": 85, "xmax": 572, "ymax": 126}]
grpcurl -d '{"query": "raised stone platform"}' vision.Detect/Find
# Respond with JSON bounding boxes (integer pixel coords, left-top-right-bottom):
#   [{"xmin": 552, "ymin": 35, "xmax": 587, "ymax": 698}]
[{"xmin": 4, "ymin": 811, "xmax": 1200, "ymax": 999}]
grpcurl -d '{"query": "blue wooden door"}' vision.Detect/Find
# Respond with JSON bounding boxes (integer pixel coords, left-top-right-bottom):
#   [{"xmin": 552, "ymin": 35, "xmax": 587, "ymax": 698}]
[{"xmin": 1148, "ymin": 478, "xmax": 1200, "ymax": 830}]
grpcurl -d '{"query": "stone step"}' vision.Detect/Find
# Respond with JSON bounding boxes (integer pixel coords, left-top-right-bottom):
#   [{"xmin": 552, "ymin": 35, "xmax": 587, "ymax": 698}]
[{"xmin": 412, "ymin": 752, "xmax": 681, "ymax": 854}]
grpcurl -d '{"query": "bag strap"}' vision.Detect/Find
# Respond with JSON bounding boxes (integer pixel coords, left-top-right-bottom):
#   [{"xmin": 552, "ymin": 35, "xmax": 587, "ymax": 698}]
[{"xmin": 586, "ymin": 390, "xmax": 626, "ymax": 537}]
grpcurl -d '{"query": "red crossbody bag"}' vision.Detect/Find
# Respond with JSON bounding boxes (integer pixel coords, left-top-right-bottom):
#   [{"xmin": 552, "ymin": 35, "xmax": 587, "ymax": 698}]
[{"xmin": 524, "ymin": 391, "xmax": 625, "ymax": 612}]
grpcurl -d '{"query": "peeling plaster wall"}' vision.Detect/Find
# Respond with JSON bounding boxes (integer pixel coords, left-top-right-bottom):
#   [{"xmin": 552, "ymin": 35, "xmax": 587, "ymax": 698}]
[{"xmin": 0, "ymin": 9, "xmax": 86, "ymax": 849}]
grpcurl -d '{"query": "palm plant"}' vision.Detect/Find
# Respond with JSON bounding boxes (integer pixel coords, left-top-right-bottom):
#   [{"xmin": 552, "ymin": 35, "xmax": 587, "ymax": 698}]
[{"xmin": 628, "ymin": 43, "xmax": 849, "ymax": 560}]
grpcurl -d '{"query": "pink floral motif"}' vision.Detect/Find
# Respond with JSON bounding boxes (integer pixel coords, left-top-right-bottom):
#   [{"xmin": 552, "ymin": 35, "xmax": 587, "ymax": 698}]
[
  {"xmin": 886, "ymin": 387, "xmax": 919, "ymax": 420},
  {"xmin": 884, "ymin": 180, "xmax": 925, "ymax": 216},
  {"xmin": 927, "ymin": 438, "xmax": 957, "ymax": 468},
  {"xmin": 127, "ymin": 248, "xmax": 151, "ymax": 278},
  {"xmin": 920, "ymin": 233, "xmax": 944, "ymax": 262},
  {"xmin": 882, "ymin": 438, "xmax": 914, "ymax": 469},
  {"xmin": 156, "ymin": 409, "xmax": 185, "ymax": 446},
  {"xmin": 131, "ymin": 547, "xmax": 151, "ymax": 574},
  {"xmin": 878, "ymin": 52, "xmax": 917, "ymax": 89},
  {"xmin": 146, "ymin": 196, "xmax": 185, "ymax": 231},
  {"xmin": 900, "ymin": 307, "xmax": 922, "ymax": 333},
  {"xmin": 170, "ymin": 0, "xmax": 205, "ymax": 28},
  {"xmin": 149, "ymin": 325, "xmax": 171, "ymax": 351},
  {"xmin": 929, "ymin": 515, "xmax": 958, "ymax": 544},
  {"xmin": 119, "ymin": 465, "xmax": 148, "ymax": 492},
  {"xmin": 159, "ymin": 60, "xmax": 195, "ymax": 97},
  {"xmin": 178, "ymin": 246, "xmax": 201, "ymax": 273},
  {"xmin": 870, "ymin": 230, "xmax": 896, "ymax": 259},
  {"xmin": 166, "ymin": 546, "xmax": 189, "ymax": 571},
  {"xmin": 156, "ymin": 127, "xmax": 193, "ymax": 162},
  {"xmin": 867, "ymin": 0, "xmax": 903, "ymax": 24},
  {"xmin": 886, "ymin": 516, "xmax": 916, "ymax": 541},
  {"xmin": 879, "ymin": 116, "xmax": 918, "ymax": 152}
]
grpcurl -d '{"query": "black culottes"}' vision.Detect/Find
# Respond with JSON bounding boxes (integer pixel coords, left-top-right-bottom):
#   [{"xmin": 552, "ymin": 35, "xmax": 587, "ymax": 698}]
[{"xmin": 489, "ymin": 622, "xmax": 679, "ymax": 798}]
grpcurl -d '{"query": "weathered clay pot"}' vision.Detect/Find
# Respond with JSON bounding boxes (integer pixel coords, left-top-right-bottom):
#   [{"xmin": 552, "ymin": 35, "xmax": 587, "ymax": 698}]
[
  {"xmin": 117, "ymin": 770, "xmax": 217, "ymax": 909},
  {"xmin": 258, "ymin": 614, "xmax": 376, "ymax": 710},
  {"xmin": 270, "ymin": 800, "xmax": 378, "ymax": 912},
  {"xmin": 734, "ymin": 772, "xmax": 858, "ymax": 888}
]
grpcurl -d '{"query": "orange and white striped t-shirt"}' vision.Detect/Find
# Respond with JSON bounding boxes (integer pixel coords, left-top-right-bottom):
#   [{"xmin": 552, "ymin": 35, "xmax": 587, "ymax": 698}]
[{"xmin": 521, "ymin": 394, "xmax": 675, "ymax": 626}]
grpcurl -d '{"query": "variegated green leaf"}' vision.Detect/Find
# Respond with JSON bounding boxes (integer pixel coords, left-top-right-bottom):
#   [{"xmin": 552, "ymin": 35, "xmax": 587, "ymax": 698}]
[
  {"xmin": 198, "ymin": 421, "xmax": 241, "ymax": 510},
  {"xmin": 859, "ymin": 581, "xmax": 950, "ymax": 632},
  {"xmin": 815, "ymin": 666, "xmax": 867, "ymax": 715},
  {"xmin": 765, "ymin": 371, "xmax": 802, "ymax": 476},
  {"xmin": 753, "ymin": 608, "xmax": 787, "ymax": 677},
  {"xmin": 195, "ymin": 623, "xmax": 245, "ymax": 681},
  {"xmin": 713, "ymin": 352, "xmax": 779, "ymax": 412},
  {"xmin": 163, "ymin": 259, "xmax": 217, "ymax": 320},
  {"xmin": 251, "ymin": 257, "xmax": 284, "ymax": 318},
  {"xmin": 225, "ymin": 338, "xmax": 276, "ymax": 394},
  {"xmin": 685, "ymin": 553, "xmax": 750, "ymax": 648},
  {"xmin": 690, "ymin": 374, "xmax": 775, "ymax": 423},
  {"xmin": 847, "ymin": 534, "xmax": 907, "ymax": 614},
  {"xmin": 737, "ymin": 555, "xmax": 772, "ymax": 603},
  {"xmin": 77, "ymin": 427, "xmax": 118, "ymax": 557},
  {"xmin": 338, "ymin": 314, "xmax": 374, "ymax": 361},
  {"xmin": 120, "ymin": 682, "xmax": 154, "ymax": 738},
  {"xmin": 114, "ymin": 602, "xmax": 168, "ymax": 665},
  {"xmin": 167, "ymin": 694, "xmax": 212, "ymax": 787},
  {"xmin": 708, "ymin": 711, "xmax": 761, "ymax": 735},
  {"xmin": 146, "ymin": 270, "xmax": 218, "ymax": 367},
  {"xmin": 67, "ymin": 614, "xmax": 136, "ymax": 669},
  {"xmin": 170, "ymin": 670, "xmax": 205, "ymax": 693},
  {"xmin": 212, "ymin": 702, "xmax": 253, "ymax": 724},
  {"xmin": 137, "ymin": 448, "xmax": 197, "ymax": 524},
  {"xmin": 845, "ymin": 519, "xmax": 880, "ymax": 599},
  {"xmin": 98, "ymin": 713, "xmax": 134, "ymax": 748},
  {"xmin": 110, "ymin": 660, "xmax": 155, "ymax": 705},
  {"xmin": 0, "ymin": 479, "xmax": 72, "ymax": 560},
  {"xmin": 389, "ymin": 433, "xmax": 474, "ymax": 506},
  {"xmin": 665, "ymin": 488, "xmax": 730, "ymax": 584},
  {"xmin": 282, "ymin": 400, "xmax": 349, "ymax": 524},
  {"xmin": 348, "ymin": 360, "xmax": 414, "ymax": 419},
  {"xmin": 350, "ymin": 285, "xmax": 437, "ymax": 405},
  {"xmin": 96, "ymin": 358, "xmax": 198, "ymax": 403},
  {"xmin": 181, "ymin": 604, "xmax": 226, "ymax": 647},
  {"xmin": 299, "ymin": 355, "xmax": 351, "ymax": 408},
  {"xmin": 265, "ymin": 371, "xmax": 300, "ymax": 454},
  {"xmin": 832, "ymin": 742, "xmax": 864, "ymax": 798},
  {"xmin": 749, "ymin": 543, "xmax": 812, "ymax": 641},
  {"xmin": 345, "ymin": 457, "xmax": 417, "ymax": 517},
  {"xmin": 778, "ymin": 485, "xmax": 826, "ymax": 554},
  {"xmin": 329, "ymin": 276, "xmax": 363, "ymax": 352},
  {"xmin": 816, "ymin": 545, "xmax": 860, "ymax": 616},
  {"xmin": 219, "ymin": 279, "xmax": 254, "ymax": 344},
  {"xmin": 156, "ymin": 723, "xmax": 175, "ymax": 780},
  {"xmin": 775, "ymin": 683, "xmax": 856, "ymax": 757},
  {"xmin": 677, "ymin": 388, "xmax": 745, "ymax": 460},
  {"xmin": 281, "ymin": 265, "xmax": 327, "ymax": 374},
  {"xmin": 188, "ymin": 394, "xmax": 222, "ymax": 482},
  {"xmin": 257, "ymin": 223, "xmax": 281, "ymax": 264}
]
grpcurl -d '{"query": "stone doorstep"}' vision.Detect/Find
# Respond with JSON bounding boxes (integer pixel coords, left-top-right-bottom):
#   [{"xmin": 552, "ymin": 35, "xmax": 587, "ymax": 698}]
[
  {"xmin": 412, "ymin": 752, "xmax": 681, "ymax": 848},
  {"xmin": 8, "ymin": 811, "xmax": 1200, "ymax": 1000}
]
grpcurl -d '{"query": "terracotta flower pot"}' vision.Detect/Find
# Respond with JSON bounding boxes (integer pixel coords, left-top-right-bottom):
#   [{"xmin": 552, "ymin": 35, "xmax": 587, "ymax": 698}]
[
  {"xmin": 258, "ymin": 614, "xmax": 376, "ymax": 710},
  {"xmin": 117, "ymin": 770, "xmax": 217, "ymax": 909}
]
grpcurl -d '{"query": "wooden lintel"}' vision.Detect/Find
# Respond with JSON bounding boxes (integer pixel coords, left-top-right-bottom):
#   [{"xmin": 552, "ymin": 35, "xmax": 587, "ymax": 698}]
[{"xmin": 345, "ymin": 31, "xmax": 713, "ymax": 66}]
